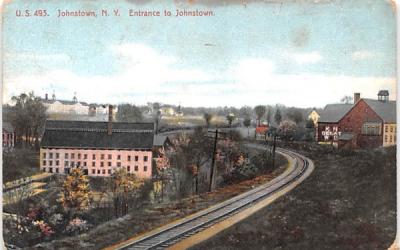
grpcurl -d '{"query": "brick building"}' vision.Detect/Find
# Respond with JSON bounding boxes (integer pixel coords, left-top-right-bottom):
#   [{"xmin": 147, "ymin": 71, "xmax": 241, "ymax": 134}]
[
  {"xmin": 40, "ymin": 107, "xmax": 154, "ymax": 178},
  {"xmin": 317, "ymin": 91, "xmax": 396, "ymax": 148}
]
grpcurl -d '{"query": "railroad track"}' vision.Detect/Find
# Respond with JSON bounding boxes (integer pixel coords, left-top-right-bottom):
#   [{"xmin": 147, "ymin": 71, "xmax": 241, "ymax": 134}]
[{"xmin": 113, "ymin": 146, "xmax": 313, "ymax": 250}]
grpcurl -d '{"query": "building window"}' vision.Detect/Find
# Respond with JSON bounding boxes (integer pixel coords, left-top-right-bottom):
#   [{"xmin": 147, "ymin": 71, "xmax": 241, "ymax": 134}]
[
  {"xmin": 83, "ymin": 162, "xmax": 87, "ymax": 167},
  {"xmin": 56, "ymin": 153, "xmax": 59, "ymax": 159},
  {"xmin": 49, "ymin": 167, "xmax": 53, "ymax": 173},
  {"xmin": 127, "ymin": 166, "xmax": 130, "ymax": 172},
  {"xmin": 98, "ymin": 170, "xmax": 100, "ymax": 174},
  {"xmin": 43, "ymin": 153, "xmax": 46, "ymax": 158},
  {"xmin": 65, "ymin": 161, "xmax": 68, "ymax": 166},
  {"xmin": 108, "ymin": 169, "xmax": 111, "ymax": 174},
  {"xmin": 92, "ymin": 162, "xmax": 95, "ymax": 167},
  {"xmin": 144, "ymin": 156, "xmax": 148, "ymax": 162},
  {"xmin": 56, "ymin": 160, "xmax": 59, "ymax": 166},
  {"xmin": 135, "ymin": 156, "xmax": 139, "ymax": 161},
  {"xmin": 134, "ymin": 166, "xmax": 138, "ymax": 171},
  {"xmin": 101, "ymin": 154, "xmax": 105, "ymax": 160},
  {"xmin": 43, "ymin": 160, "xmax": 46, "ymax": 166},
  {"xmin": 390, "ymin": 126, "xmax": 394, "ymax": 133},
  {"xmin": 49, "ymin": 153, "xmax": 53, "ymax": 159},
  {"xmin": 108, "ymin": 154, "xmax": 112, "ymax": 160},
  {"xmin": 71, "ymin": 153, "xmax": 75, "ymax": 159},
  {"xmin": 361, "ymin": 123, "xmax": 381, "ymax": 136},
  {"xmin": 92, "ymin": 154, "xmax": 96, "ymax": 160},
  {"xmin": 71, "ymin": 161, "xmax": 75, "ymax": 167},
  {"xmin": 390, "ymin": 135, "xmax": 392, "ymax": 143},
  {"xmin": 101, "ymin": 162, "xmax": 104, "ymax": 167},
  {"xmin": 385, "ymin": 135, "xmax": 388, "ymax": 142},
  {"xmin": 108, "ymin": 162, "xmax": 112, "ymax": 167},
  {"xmin": 102, "ymin": 169, "xmax": 106, "ymax": 174},
  {"xmin": 56, "ymin": 168, "xmax": 59, "ymax": 173},
  {"xmin": 144, "ymin": 166, "xmax": 148, "ymax": 172},
  {"xmin": 49, "ymin": 161, "xmax": 53, "ymax": 166},
  {"xmin": 385, "ymin": 125, "xmax": 389, "ymax": 133},
  {"xmin": 92, "ymin": 169, "xmax": 95, "ymax": 174},
  {"xmin": 65, "ymin": 153, "xmax": 69, "ymax": 159},
  {"xmin": 84, "ymin": 154, "xmax": 88, "ymax": 159},
  {"xmin": 78, "ymin": 153, "xmax": 81, "ymax": 159},
  {"xmin": 128, "ymin": 156, "xmax": 131, "ymax": 161},
  {"xmin": 42, "ymin": 167, "xmax": 46, "ymax": 172},
  {"xmin": 117, "ymin": 155, "xmax": 121, "ymax": 160},
  {"xmin": 117, "ymin": 162, "xmax": 121, "ymax": 167}
]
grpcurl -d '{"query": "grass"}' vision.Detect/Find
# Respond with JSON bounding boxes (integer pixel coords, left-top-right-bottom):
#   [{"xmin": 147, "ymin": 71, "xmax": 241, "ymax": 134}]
[
  {"xmin": 191, "ymin": 145, "xmax": 396, "ymax": 250},
  {"xmin": 3, "ymin": 149, "xmax": 41, "ymax": 183}
]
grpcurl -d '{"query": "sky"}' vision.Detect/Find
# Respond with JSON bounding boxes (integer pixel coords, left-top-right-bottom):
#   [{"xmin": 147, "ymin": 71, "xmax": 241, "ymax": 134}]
[{"xmin": 2, "ymin": 0, "xmax": 397, "ymax": 108}]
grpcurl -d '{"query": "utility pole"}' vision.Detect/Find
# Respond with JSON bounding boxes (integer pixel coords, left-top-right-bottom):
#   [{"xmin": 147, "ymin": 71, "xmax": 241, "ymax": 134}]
[
  {"xmin": 272, "ymin": 133, "xmax": 277, "ymax": 169},
  {"xmin": 209, "ymin": 129, "xmax": 219, "ymax": 192}
]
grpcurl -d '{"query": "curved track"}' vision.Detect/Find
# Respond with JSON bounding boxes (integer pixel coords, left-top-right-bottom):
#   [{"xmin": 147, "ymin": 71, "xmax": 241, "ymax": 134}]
[{"xmin": 112, "ymin": 146, "xmax": 313, "ymax": 250}]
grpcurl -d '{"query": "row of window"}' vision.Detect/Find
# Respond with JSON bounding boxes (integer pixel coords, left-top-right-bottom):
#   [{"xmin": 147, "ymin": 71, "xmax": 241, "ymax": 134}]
[
  {"xmin": 42, "ymin": 161, "xmax": 147, "ymax": 171},
  {"xmin": 42, "ymin": 165, "xmax": 147, "ymax": 173},
  {"xmin": 384, "ymin": 135, "xmax": 397, "ymax": 143},
  {"xmin": 42, "ymin": 152, "xmax": 148, "ymax": 162},
  {"xmin": 384, "ymin": 125, "xmax": 397, "ymax": 133}
]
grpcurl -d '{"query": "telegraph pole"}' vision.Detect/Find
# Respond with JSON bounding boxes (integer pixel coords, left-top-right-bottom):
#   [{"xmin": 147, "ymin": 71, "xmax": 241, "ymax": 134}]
[
  {"xmin": 272, "ymin": 133, "xmax": 277, "ymax": 169},
  {"xmin": 209, "ymin": 129, "xmax": 219, "ymax": 192}
]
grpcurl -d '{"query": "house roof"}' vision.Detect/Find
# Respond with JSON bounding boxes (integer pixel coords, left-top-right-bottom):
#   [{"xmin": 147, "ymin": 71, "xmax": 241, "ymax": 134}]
[
  {"xmin": 41, "ymin": 98, "xmax": 89, "ymax": 106},
  {"xmin": 318, "ymin": 104, "xmax": 353, "ymax": 123},
  {"xmin": 41, "ymin": 120, "xmax": 155, "ymax": 149},
  {"xmin": 153, "ymin": 135, "xmax": 171, "ymax": 147},
  {"xmin": 363, "ymin": 99, "xmax": 396, "ymax": 123},
  {"xmin": 2, "ymin": 122, "xmax": 14, "ymax": 133},
  {"xmin": 378, "ymin": 90, "xmax": 389, "ymax": 96}
]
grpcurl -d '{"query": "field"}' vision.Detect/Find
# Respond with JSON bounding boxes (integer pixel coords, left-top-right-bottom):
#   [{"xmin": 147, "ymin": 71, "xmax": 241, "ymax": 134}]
[{"xmin": 192, "ymin": 144, "xmax": 396, "ymax": 250}]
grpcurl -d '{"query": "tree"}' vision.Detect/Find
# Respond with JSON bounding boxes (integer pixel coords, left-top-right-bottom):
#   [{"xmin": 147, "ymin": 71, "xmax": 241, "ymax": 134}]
[
  {"xmin": 274, "ymin": 108, "xmax": 282, "ymax": 125},
  {"xmin": 243, "ymin": 118, "xmax": 251, "ymax": 137},
  {"xmin": 286, "ymin": 108, "xmax": 303, "ymax": 124},
  {"xmin": 109, "ymin": 168, "xmax": 144, "ymax": 217},
  {"xmin": 116, "ymin": 104, "xmax": 143, "ymax": 122},
  {"xmin": 226, "ymin": 113, "xmax": 235, "ymax": 127},
  {"xmin": 266, "ymin": 107, "xmax": 272, "ymax": 125},
  {"xmin": 278, "ymin": 120, "xmax": 297, "ymax": 140},
  {"xmin": 340, "ymin": 95, "xmax": 353, "ymax": 104},
  {"xmin": 9, "ymin": 92, "xmax": 47, "ymax": 148},
  {"xmin": 254, "ymin": 105, "xmax": 266, "ymax": 126},
  {"xmin": 306, "ymin": 118, "xmax": 315, "ymax": 129},
  {"xmin": 59, "ymin": 168, "xmax": 92, "ymax": 214},
  {"xmin": 203, "ymin": 113, "xmax": 213, "ymax": 128}
]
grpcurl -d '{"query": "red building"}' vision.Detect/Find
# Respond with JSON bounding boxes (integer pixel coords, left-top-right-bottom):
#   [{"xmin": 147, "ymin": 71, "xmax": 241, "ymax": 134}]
[
  {"xmin": 2, "ymin": 122, "xmax": 15, "ymax": 149},
  {"xmin": 317, "ymin": 91, "xmax": 396, "ymax": 148}
]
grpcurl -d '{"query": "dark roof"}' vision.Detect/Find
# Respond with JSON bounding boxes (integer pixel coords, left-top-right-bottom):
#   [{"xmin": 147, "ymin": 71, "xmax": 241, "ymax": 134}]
[
  {"xmin": 41, "ymin": 98, "xmax": 89, "ymax": 106},
  {"xmin": 318, "ymin": 104, "xmax": 353, "ymax": 123},
  {"xmin": 153, "ymin": 135, "xmax": 171, "ymax": 147},
  {"xmin": 2, "ymin": 122, "xmax": 14, "ymax": 133},
  {"xmin": 378, "ymin": 90, "xmax": 389, "ymax": 96},
  {"xmin": 364, "ymin": 99, "xmax": 396, "ymax": 123},
  {"xmin": 41, "ymin": 120, "xmax": 154, "ymax": 149}
]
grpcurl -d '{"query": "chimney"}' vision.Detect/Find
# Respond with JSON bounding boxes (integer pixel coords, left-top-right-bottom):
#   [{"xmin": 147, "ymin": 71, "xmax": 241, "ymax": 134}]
[
  {"xmin": 108, "ymin": 105, "xmax": 113, "ymax": 135},
  {"xmin": 354, "ymin": 93, "xmax": 360, "ymax": 104},
  {"xmin": 45, "ymin": 93, "xmax": 48, "ymax": 100}
]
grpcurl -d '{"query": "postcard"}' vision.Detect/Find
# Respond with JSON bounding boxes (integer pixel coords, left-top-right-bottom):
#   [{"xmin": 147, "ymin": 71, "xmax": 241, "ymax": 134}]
[{"xmin": 2, "ymin": 0, "xmax": 397, "ymax": 249}]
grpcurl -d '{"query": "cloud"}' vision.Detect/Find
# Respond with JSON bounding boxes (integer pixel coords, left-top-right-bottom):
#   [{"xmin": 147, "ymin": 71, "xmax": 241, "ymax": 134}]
[
  {"xmin": 351, "ymin": 50, "xmax": 376, "ymax": 61},
  {"xmin": 3, "ymin": 50, "xmax": 396, "ymax": 108},
  {"xmin": 286, "ymin": 51, "xmax": 322, "ymax": 64}
]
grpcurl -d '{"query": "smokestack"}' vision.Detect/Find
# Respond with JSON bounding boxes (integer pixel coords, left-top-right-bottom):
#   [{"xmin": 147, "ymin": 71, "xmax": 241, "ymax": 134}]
[
  {"xmin": 45, "ymin": 93, "xmax": 48, "ymax": 100},
  {"xmin": 108, "ymin": 105, "xmax": 113, "ymax": 135},
  {"xmin": 354, "ymin": 93, "xmax": 360, "ymax": 104}
]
